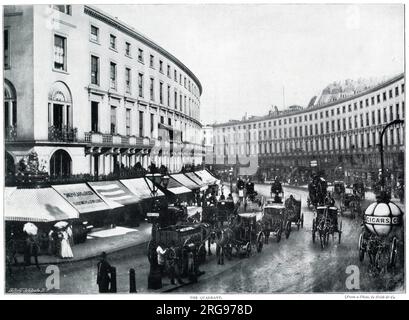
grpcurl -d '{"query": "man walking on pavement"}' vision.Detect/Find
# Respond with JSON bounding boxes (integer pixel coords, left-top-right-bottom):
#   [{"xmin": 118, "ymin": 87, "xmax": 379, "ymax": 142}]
[{"xmin": 97, "ymin": 252, "xmax": 112, "ymax": 293}]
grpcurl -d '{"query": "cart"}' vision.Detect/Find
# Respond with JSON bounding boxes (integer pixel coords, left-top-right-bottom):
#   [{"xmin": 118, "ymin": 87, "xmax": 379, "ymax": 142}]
[
  {"xmin": 261, "ymin": 203, "xmax": 291, "ymax": 243},
  {"xmin": 312, "ymin": 206, "xmax": 342, "ymax": 249},
  {"xmin": 285, "ymin": 196, "xmax": 303, "ymax": 230}
]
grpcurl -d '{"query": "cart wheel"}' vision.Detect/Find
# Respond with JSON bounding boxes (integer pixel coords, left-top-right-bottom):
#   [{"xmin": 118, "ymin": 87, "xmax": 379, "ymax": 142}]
[
  {"xmin": 388, "ymin": 237, "xmax": 398, "ymax": 268},
  {"xmin": 312, "ymin": 219, "xmax": 316, "ymax": 243},
  {"xmin": 358, "ymin": 233, "xmax": 365, "ymax": 262},
  {"xmin": 256, "ymin": 232, "xmax": 264, "ymax": 253},
  {"xmin": 285, "ymin": 222, "xmax": 291, "ymax": 239},
  {"xmin": 246, "ymin": 242, "xmax": 251, "ymax": 257}
]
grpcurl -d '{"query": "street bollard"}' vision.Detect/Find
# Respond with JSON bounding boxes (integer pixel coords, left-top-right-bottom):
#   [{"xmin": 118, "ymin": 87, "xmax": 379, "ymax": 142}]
[
  {"xmin": 129, "ymin": 268, "xmax": 137, "ymax": 293},
  {"xmin": 110, "ymin": 267, "xmax": 117, "ymax": 293}
]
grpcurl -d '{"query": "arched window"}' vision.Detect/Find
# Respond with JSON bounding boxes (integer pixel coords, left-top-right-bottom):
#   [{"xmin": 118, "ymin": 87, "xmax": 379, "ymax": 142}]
[
  {"xmin": 50, "ymin": 149, "xmax": 72, "ymax": 177},
  {"xmin": 4, "ymin": 79, "xmax": 17, "ymax": 139},
  {"xmin": 48, "ymin": 82, "xmax": 73, "ymax": 141}
]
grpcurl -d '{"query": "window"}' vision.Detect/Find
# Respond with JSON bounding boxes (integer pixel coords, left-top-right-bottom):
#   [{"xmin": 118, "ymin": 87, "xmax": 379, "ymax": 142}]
[
  {"xmin": 110, "ymin": 34, "xmax": 116, "ymax": 50},
  {"xmin": 174, "ymin": 91, "xmax": 177, "ymax": 108},
  {"xmin": 383, "ymin": 92, "xmax": 387, "ymax": 101},
  {"xmin": 150, "ymin": 55, "xmax": 154, "ymax": 68},
  {"xmin": 372, "ymin": 111, "xmax": 375, "ymax": 125},
  {"xmin": 378, "ymin": 110, "xmax": 381, "ymax": 124},
  {"xmin": 159, "ymin": 60, "xmax": 163, "ymax": 73},
  {"xmin": 125, "ymin": 42, "xmax": 131, "ymax": 56},
  {"xmin": 90, "ymin": 25, "xmax": 99, "ymax": 42},
  {"xmin": 167, "ymin": 65, "xmax": 171, "ymax": 77},
  {"xmin": 53, "ymin": 5, "xmax": 71, "ymax": 15},
  {"xmin": 366, "ymin": 113, "xmax": 369, "ymax": 126},
  {"xmin": 377, "ymin": 94, "xmax": 380, "ymax": 103},
  {"xmin": 54, "ymin": 35, "xmax": 66, "ymax": 71},
  {"xmin": 180, "ymin": 94, "xmax": 182, "ymax": 110},
  {"xmin": 389, "ymin": 90, "xmax": 393, "ymax": 99},
  {"xmin": 4, "ymin": 30, "xmax": 9, "ymax": 68},
  {"xmin": 365, "ymin": 99, "xmax": 369, "ymax": 107},
  {"xmin": 126, "ymin": 109, "xmax": 131, "ymax": 136},
  {"xmin": 174, "ymin": 70, "xmax": 177, "ymax": 81},
  {"xmin": 110, "ymin": 106, "xmax": 117, "ymax": 134},
  {"xmin": 396, "ymin": 103, "xmax": 400, "ymax": 119},
  {"xmin": 138, "ymin": 49, "xmax": 144, "ymax": 63},
  {"xmin": 90, "ymin": 55, "xmax": 99, "ymax": 85},
  {"xmin": 139, "ymin": 111, "xmax": 144, "ymax": 137},
  {"xmin": 401, "ymin": 83, "xmax": 405, "ymax": 94},
  {"xmin": 371, "ymin": 97, "xmax": 375, "ymax": 105},
  {"xmin": 125, "ymin": 68, "xmax": 131, "ymax": 94},
  {"xmin": 150, "ymin": 113, "xmax": 155, "ymax": 134},
  {"xmin": 395, "ymin": 86, "xmax": 399, "ymax": 96},
  {"xmin": 383, "ymin": 108, "xmax": 387, "ymax": 123},
  {"xmin": 138, "ymin": 73, "xmax": 144, "ymax": 98},
  {"xmin": 360, "ymin": 101, "xmax": 363, "ymax": 108},
  {"xmin": 159, "ymin": 82, "xmax": 163, "ymax": 104},
  {"xmin": 167, "ymin": 85, "xmax": 171, "ymax": 106},
  {"xmin": 150, "ymin": 78, "xmax": 155, "ymax": 101},
  {"xmin": 110, "ymin": 62, "xmax": 117, "ymax": 90}
]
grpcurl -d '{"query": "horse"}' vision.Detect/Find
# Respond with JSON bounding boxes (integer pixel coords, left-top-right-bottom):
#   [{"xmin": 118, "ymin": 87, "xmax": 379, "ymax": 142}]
[{"xmin": 213, "ymin": 227, "xmax": 235, "ymax": 265}]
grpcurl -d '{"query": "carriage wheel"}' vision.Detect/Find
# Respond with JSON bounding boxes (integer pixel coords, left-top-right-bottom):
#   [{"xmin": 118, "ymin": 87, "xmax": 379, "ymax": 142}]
[
  {"xmin": 388, "ymin": 237, "xmax": 398, "ymax": 269},
  {"xmin": 285, "ymin": 221, "xmax": 291, "ymax": 239},
  {"xmin": 312, "ymin": 219, "xmax": 316, "ymax": 243},
  {"xmin": 358, "ymin": 233, "xmax": 365, "ymax": 262},
  {"xmin": 246, "ymin": 242, "xmax": 252, "ymax": 258},
  {"xmin": 276, "ymin": 227, "xmax": 282, "ymax": 243},
  {"xmin": 256, "ymin": 232, "xmax": 264, "ymax": 253}
]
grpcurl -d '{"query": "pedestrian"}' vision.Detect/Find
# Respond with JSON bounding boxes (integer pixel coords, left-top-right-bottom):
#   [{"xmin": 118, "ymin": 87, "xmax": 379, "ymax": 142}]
[
  {"xmin": 25, "ymin": 235, "xmax": 40, "ymax": 269},
  {"xmin": 48, "ymin": 230, "xmax": 56, "ymax": 256},
  {"xmin": 97, "ymin": 252, "xmax": 112, "ymax": 293},
  {"xmin": 60, "ymin": 230, "xmax": 73, "ymax": 259},
  {"xmin": 167, "ymin": 241, "xmax": 184, "ymax": 285},
  {"xmin": 156, "ymin": 242, "xmax": 168, "ymax": 278},
  {"xmin": 6, "ymin": 232, "xmax": 18, "ymax": 267}
]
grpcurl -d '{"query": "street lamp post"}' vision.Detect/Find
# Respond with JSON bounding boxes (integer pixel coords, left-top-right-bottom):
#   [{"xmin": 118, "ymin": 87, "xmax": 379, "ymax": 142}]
[
  {"xmin": 145, "ymin": 172, "xmax": 170, "ymax": 290},
  {"xmin": 378, "ymin": 119, "xmax": 404, "ymax": 193},
  {"xmin": 229, "ymin": 167, "xmax": 233, "ymax": 194}
]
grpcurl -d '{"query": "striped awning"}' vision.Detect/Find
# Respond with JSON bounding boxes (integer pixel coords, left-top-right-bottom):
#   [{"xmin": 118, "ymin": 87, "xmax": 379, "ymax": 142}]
[
  {"xmin": 87, "ymin": 181, "xmax": 138, "ymax": 207},
  {"xmin": 5, "ymin": 187, "xmax": 79, "ymax": 222},
  {"xmin": 195, "ymin": 170, "xmax": 218, "ymax": 185},
  {"xmin": 120, "ymin": 177, "xmax": 164, "ymax": 200},
  {"xmin": 166, "ymin": 177, "xmax": 191, "ymax": 195},
  {"xmin": 185, "ymin": 172, "xmax": 207, "ymax": 187},
  {"xmin": 170, "ymin": 174, "xmax": 200, "ymax": 190}
]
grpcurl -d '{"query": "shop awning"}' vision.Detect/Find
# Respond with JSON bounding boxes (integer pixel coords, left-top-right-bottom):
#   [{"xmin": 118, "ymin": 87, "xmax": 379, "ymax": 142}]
[
  {"xmin": 5, "ymin": 187, "xmax": 79, "ymax": 222},
  {"xmin": 120, "ymin": 177, "xmax": 164, "ymax": 200},
  {"xmin": 170, "ymin": 174, "xmax": 201, "ymax": 190},
  {"xmin": 185, "ymin": 172, "xmax": 207, "ymax": 187},
  {"xmin": 166, "ymin": 177, "xmax": 191, "ymax": 195},
  {"xmin": 52, "ymin": 183, "xmax": 111, "ymax": 214},
  {"xmin": 87, "ymin": 181, "xmax": 138, "ymax": 207},
  {"xmin": 195, "ymin": 170, "xmax": 219, "ymax": 185}
]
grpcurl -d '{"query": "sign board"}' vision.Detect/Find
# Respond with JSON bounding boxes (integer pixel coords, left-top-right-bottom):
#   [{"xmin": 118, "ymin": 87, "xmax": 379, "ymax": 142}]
[{"xmin": 310, "ymin": 160, "xmax": 318, "ymax": 167}]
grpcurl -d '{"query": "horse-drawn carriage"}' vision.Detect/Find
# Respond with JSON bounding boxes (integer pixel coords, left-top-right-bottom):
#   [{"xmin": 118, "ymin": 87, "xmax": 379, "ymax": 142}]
[
  {"xmin": 353, "ymin": 181, "xmax": 365, "ymax": 200},
  {"xmin": 307, "ymin": 177, "xmax": 328, "ymax": 209},
  {"xmin": 261, "ymin": 203, "xmax": 291, "ymax": 243},
  {"xmin": 312, "ymin": 206, "xmax": 342, "ymax": 249},
  {"xmin": 285, "ymin": 196, "xmax": 303, "ymax": 230},
  {"xmin": 340, "ymin": 192, "xmax": 361, "ymax": 219},
  {"xmin": 245, "ymin": 182, "xmax": 258, "ymax": 202},
  {"xmin": 333, "ymin": 181, "xmax": 346, "ymax": 199},
  {"xmin": 148, "ymin": 222, "xmax": 212, "ymax": 267},
  {"xmin": 358, "ymin": 199, "xmax": 403, "ymax": 274},
  {"xmin": 222, "ymin": 213, "xmax": 265, "ymax": 259}
]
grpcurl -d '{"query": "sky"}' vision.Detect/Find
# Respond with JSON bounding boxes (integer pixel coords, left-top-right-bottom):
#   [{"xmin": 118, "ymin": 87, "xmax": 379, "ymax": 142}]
[{"xmin": 98, "ymin": 3, "xmax": 404, "ymax": 125}]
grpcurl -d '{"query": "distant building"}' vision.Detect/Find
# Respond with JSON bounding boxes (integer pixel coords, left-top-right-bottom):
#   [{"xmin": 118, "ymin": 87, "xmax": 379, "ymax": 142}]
[
  {"xmin": 209, "ymin": 73, "xmax": 405, "ymax": 184},
  {"xmin": 4, "ymin": 5, "xmax": 203, "ymax": 180}
]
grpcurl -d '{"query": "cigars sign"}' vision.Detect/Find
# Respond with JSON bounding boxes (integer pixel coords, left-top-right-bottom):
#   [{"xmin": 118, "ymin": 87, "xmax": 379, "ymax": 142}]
[{"xmin": 363, "ymin": 215, "xmax": 401, "ymax": 226}]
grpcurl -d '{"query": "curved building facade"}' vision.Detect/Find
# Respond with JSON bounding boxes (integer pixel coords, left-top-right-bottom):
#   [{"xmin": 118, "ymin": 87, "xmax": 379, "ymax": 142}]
[
  {"xmin": 211, "ymin": 73, "xmax": 405, "ymax": 184},
  {"xmin": 4, "ymin": 4, "xmax": 203, "ymax": 179}
]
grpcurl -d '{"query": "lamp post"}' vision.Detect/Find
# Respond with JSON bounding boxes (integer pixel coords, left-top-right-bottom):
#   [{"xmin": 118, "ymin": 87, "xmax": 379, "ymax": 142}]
[
  {"xmin": 378, "ymin": 119, "xmax": 404, "ymax": 194},
  {"xmin": 229, "ymin": 167, "xmax": 233, "ymax": 194},
  {"xmin": 145, "ymin": 172, "xmax": 170, "ymax": 290}
]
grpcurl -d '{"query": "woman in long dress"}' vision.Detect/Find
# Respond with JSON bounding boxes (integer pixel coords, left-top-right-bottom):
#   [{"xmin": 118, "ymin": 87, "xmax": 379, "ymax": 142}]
[{"xmin": 60, "ymin": 230, "xmax": 74, "ymax": 259}]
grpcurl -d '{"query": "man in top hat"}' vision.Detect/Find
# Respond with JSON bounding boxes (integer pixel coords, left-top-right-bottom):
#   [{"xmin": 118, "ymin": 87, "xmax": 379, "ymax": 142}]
[{"xmin": 97, "ymin": 252, "xmax": 112, "ymax": 293}]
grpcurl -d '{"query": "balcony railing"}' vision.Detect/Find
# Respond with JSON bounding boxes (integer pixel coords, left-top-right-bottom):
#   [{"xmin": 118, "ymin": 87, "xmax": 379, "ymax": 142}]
[
  {"xmin": 5, "ymin": 126, "xmax": 17, "ymax": 141},
  {"xmin": 83, "ymin": 132, "xmax": 154, "ymax": 148},
  {"xmin": 48, "ymin": 126, "xmax": 78, "ymax": 142}
]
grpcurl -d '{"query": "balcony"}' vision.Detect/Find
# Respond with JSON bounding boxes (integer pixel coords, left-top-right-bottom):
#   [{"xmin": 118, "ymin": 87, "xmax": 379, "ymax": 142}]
[
  {"xmin": 84, "ymin": 132, "xmax": 154, "ymax": 148},
  {"xmin": 5, "ymin": 126, "xmax": 17, "ymax": 141},
  {"xmin": 48, "ymin": 126, "xmax": 78, "ymax": 142}
]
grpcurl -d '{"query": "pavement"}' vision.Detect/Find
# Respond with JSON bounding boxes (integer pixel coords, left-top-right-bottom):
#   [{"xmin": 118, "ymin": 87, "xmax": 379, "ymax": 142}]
[{"xmin": 15, "ymin": 223, "xmax": 152, "ymax": 266}]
